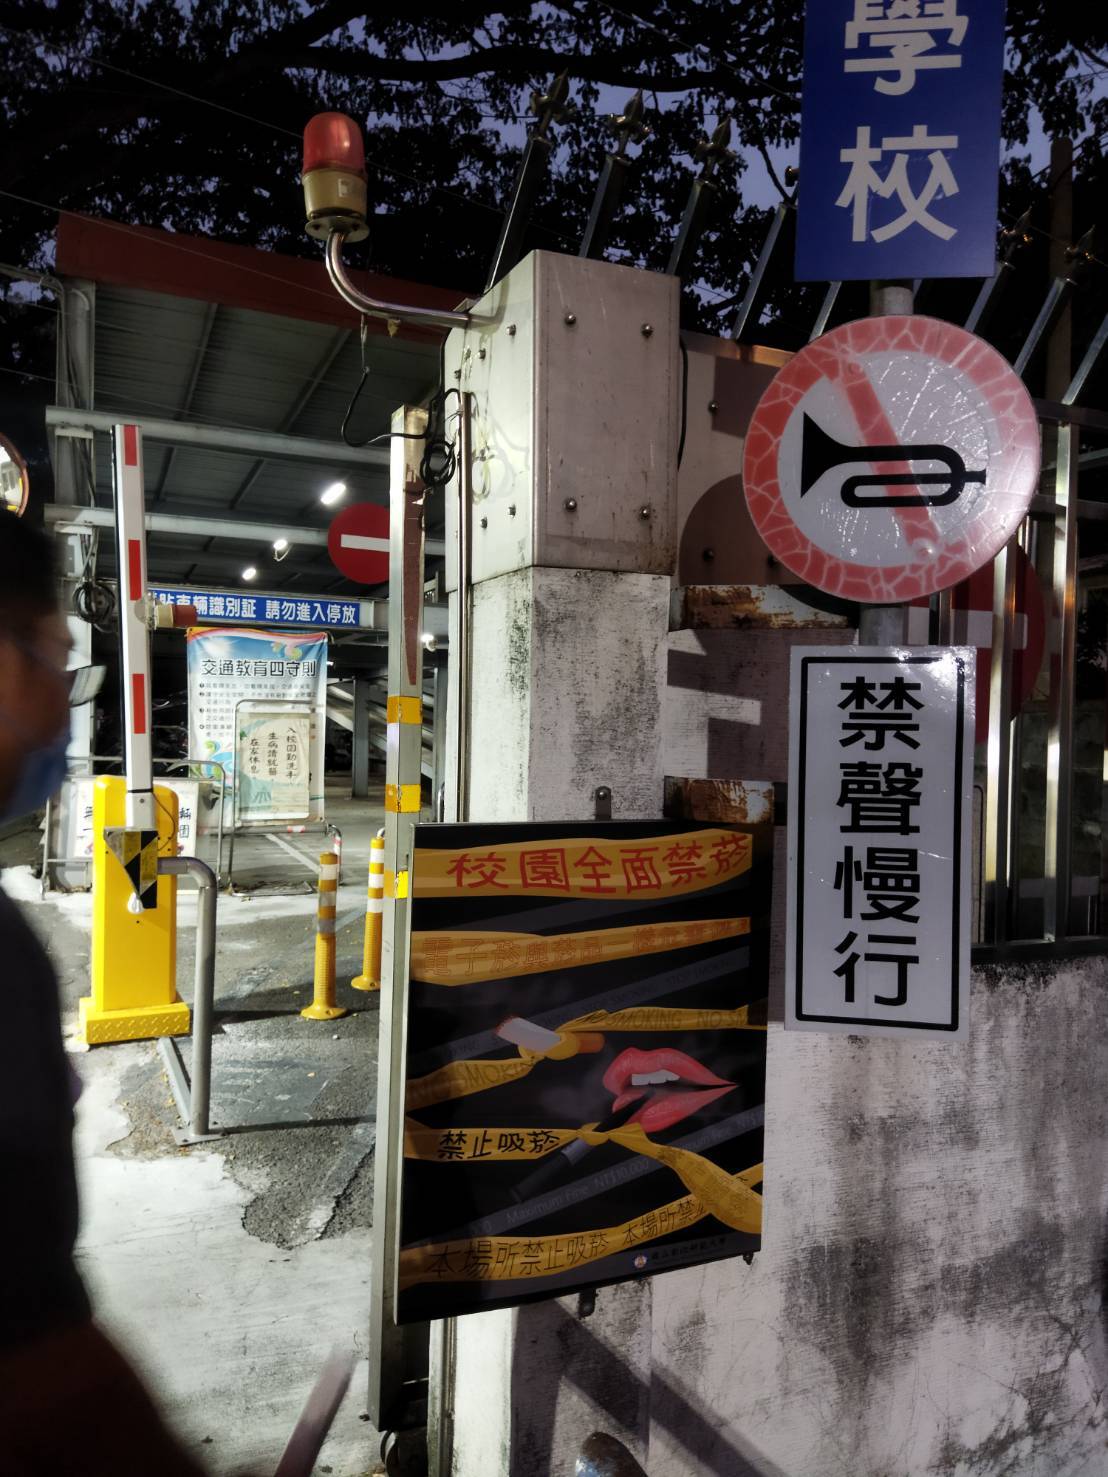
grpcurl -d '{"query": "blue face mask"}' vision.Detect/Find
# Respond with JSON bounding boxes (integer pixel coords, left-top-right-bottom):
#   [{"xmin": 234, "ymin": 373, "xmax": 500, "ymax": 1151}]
[{"xmin": 0, "ymin": 725, "xmax": 70, "ymax": 823}]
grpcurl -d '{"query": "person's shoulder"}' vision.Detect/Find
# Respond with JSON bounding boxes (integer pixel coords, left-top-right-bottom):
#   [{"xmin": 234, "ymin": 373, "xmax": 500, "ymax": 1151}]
[
  {"xmin": 0, "ymin": 879, "xmax": 43, "ymax": 939},
  {"xmin": 0, "ymin": 879, "xmax": 57, "ymax": 986}
]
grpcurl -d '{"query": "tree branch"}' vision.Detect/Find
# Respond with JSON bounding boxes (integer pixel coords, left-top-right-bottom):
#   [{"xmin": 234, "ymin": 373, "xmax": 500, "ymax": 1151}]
[{"xmin": 290, "ymin": 40, "xmax": 777, "ymax": 95}]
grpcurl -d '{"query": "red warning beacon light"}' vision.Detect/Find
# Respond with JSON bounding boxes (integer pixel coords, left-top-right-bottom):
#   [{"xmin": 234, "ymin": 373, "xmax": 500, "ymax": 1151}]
[{"xmin": 302, "ymin": 112, "xmax": 369, "ymax": 243}]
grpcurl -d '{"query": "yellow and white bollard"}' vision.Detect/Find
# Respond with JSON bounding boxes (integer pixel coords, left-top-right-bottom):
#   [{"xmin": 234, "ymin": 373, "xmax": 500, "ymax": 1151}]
[
  {"xmin": 351, "ymin": 830, "xmax": 385, "ymax": 992},
  {"xmin": 301, "ymin": 851, "xmax": 346, "ymax": 1021}
]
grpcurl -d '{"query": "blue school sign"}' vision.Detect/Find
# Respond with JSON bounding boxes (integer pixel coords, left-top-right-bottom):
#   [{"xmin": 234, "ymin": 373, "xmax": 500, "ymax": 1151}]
[{"xmin": 795, "ymin": 0, "xmax": 1006, "ymax": 282}]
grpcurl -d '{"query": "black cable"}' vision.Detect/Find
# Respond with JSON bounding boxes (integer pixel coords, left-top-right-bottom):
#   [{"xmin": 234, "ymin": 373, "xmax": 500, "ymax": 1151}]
[
  {"xmin": 340, "ymin": 350, "xmax": 461, "ymax": 486},
  {"xmin": 340, "ymin": 367, "xmax": 375, "ymax": 448},
  {"xmin": 420, "ymin": 386, "xmax": 461, "ymax": 489},
  {"xmin": 73, "ymin": 579, "xmax": 115, "ymax": 630}
]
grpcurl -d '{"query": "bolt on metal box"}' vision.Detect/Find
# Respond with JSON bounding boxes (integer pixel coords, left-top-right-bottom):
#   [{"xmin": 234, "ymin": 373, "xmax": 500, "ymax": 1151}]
[{"xmin": 444, "ymin": 250, "xmax": 680, "ymax": 589}]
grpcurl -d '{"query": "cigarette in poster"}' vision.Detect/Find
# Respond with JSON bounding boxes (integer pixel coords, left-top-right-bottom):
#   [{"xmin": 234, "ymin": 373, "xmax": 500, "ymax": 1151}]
[
  {"xmin": 495, "ymin": 1015, "xmax": 605, "ymax": 1060},
  {"xmin": 507, "ymin": 1094, "xmax": 645, "ymax": 1204}
]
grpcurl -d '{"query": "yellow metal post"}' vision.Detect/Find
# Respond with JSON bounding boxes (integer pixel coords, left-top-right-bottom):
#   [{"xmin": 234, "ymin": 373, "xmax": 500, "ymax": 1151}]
[
  {"xmin": 302, "ymin": 851, "xmax": 346, "ymax": 1021},
  {"xmin": 351, "ymin": 829, "xmax": 385, "ymax": 991},
  {"xmin": 80, "ymin": 775, "xmax": 191, "ymax": 1045}
]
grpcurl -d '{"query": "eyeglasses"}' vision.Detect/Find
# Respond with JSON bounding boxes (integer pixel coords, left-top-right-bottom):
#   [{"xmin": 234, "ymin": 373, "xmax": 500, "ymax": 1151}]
[
  {"xmin": 66, "ymin": 664, "xmax": 106, "ymax": 707},
  {"xmin": 8, "ymin": 636, "xmax": 105, "ymax": 707}
]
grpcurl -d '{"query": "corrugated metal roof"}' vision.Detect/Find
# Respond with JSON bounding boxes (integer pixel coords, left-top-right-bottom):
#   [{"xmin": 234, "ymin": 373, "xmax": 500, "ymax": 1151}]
[{"xmin": 83, "ymin": 278, "xmax": 441, "ymax": 593}]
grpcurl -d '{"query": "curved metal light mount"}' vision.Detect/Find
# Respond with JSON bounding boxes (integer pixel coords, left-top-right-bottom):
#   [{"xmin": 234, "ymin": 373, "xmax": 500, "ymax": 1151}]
[{"xmin": 325, "ymin": 232, "xmax": 479, "ymax": 332}]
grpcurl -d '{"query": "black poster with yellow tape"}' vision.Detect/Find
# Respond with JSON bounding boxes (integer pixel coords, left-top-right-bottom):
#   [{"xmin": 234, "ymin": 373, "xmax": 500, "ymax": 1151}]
[{"xmin": 398, "ymin": 818, "xmax": 771, "ymax": 1321}]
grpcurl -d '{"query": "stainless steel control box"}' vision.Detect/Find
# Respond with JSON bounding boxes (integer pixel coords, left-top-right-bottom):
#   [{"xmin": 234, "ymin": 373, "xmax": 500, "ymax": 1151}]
[{"xmin": 444, "ymin": 250, "xmax": 680, "ymax": 588}]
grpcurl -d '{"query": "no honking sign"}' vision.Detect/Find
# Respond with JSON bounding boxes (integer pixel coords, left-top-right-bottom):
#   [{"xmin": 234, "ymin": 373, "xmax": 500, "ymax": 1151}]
[{"xmin": 742, "ymin": 316, "xmax": 1040, "ymax": 602}]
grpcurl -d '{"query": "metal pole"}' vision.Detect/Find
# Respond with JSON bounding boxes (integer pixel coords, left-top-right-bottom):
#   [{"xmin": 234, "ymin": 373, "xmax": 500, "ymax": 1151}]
[
  {"xmin": 324, "ymin": 232, "xmax": 474, "ymax": 332},
  {"xmin": 352, "ymin": 675, "xmax": 370, "ymax": 799},
  {"xmin": 963, "ymin": 209, "xmax": 1033, "ymax": 338},
  {"xmin": 157, "ymin": 855, "xmax": 217, "ymax": 1140},
  {"xmin": 983, "ymin": 537, "xmax": 1018, "ymax": 942},
  {"xmin": 1043, "ymin": 423, "xmax": 1078, "ymax": 941},
  {"xmin": 368, "ymin": 405, "xmax": 428, "ymax": 1430},
  {"xmin": 858, "ymin": 282, "xmax": 914, "ymax": 643},
  {"xmin": 578, "ymin": 92, "xmax": 646, "ymax": 262},
  {"xmin": 933, "ymin": 588, "xmax": 953, "ymax": 645},
  {"xmin": 48, "ymin": 403, "xmax": 392, "ymax": 469},
  {"xmin": 484, "ymin": 74, "xmax": 570, "ymax": 292},
  {"xmin": 431, "ymin": 664, "xmax": 448, "ymax": 818},
  {"xmin": 869, "ymin": 281, "xmax": 914, "ymax": 316},
  {"xmin": 456, "ymin": 393, "xmax": 473, "ymax": 823},
  {"xmin": 670, "ymin": 116, "xmax": 734, "ymax": 283},
  {"xmin": 430, "ymin": 393, "xmax": 470, "ymax": 1477},
  {"xmin": 731, "ymin": 192, "xmax": 787, "ymax": 340},
  {"xmin": 809, "ymin": 282, "xmax": 841, "ymax": 341},
  {"xmin": 1061, "ymin": 309, "xmax": 1108, "ymax": 407}
]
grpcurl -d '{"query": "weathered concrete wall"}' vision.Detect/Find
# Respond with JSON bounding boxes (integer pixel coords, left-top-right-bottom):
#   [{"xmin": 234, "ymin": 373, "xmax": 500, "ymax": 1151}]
[
  {"xmin": 451, "ymin": 566, "xmax": 669, "ymax": 1476},
  {"xmin": 651, "ymin": 622, "xmax": 1108, "ymax": 1476},
  {"xmin": 449, "ymin": 593, "xmax": 1108, "ymax": 1477},
  {"xmin": 648, "ymin": 957, "xmax": 1108, "ymax": 1476}
]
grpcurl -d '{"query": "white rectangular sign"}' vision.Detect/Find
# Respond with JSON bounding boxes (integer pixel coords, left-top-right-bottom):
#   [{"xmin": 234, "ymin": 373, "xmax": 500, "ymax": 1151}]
[
  {"xmin": 237, "ymin": 711, "xmax": 312, "ymax": 822},
  {"xmin": 68, "ymin": 777, "xmax": 199, "ymax": 859},
  {"xmin": 786, "ymin": 646, "xmax": 974, "ymax": 1040}
]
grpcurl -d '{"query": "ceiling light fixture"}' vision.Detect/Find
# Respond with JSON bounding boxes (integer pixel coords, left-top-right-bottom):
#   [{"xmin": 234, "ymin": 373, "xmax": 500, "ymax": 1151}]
[
  {"xmin": 242, "ymin": 566, "xmax": 257, "ymax": 581},
  {"xmin": 272, "ymin": 537, "xmax": 290, "ymax": 562},
  {"xmin": 320, "ymin": 480, "xmax": 347, "ymax": 506}
]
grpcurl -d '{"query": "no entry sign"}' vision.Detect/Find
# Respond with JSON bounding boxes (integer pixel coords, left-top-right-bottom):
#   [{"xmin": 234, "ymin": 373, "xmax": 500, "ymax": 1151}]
[
  {"xmin": 327, "ymin": 502, "xmax": 389, "ymax": 585},
  {"xmin": 743, "ymin": 316, "xmax": 1040, "ymax": 602}
]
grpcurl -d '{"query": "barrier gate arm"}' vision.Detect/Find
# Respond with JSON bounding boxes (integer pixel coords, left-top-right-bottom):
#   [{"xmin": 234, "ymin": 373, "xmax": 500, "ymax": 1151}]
[{"xmin": 112, "ymin": 424, "xmax": 156, "ymax": 834}]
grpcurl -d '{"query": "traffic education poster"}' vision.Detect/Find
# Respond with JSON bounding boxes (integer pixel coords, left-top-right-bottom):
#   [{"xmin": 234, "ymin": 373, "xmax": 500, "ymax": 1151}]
[
  {"xmin": 186, "ymin": 626, "xmax": 327, "ymax": 820},
  {"xmin": 397, "ymin": 820, "xmax": 771, "ymax": 1320}
]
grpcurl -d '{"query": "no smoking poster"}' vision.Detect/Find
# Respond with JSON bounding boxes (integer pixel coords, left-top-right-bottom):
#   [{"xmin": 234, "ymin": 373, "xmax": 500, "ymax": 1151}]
[{"xmin": 396, "ymin": 820, "xmax": 771, "ymax": 1321}]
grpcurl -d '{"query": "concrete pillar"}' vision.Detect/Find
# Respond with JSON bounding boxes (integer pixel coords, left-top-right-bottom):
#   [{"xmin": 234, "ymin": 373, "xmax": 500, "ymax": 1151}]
[
  {"xmin": 352, "ymin": 676, "xmax": 370, "ymax": 798},
  {"xmin": 447, "ymin": 565, "xmax": 670, "ymax": 1475}
]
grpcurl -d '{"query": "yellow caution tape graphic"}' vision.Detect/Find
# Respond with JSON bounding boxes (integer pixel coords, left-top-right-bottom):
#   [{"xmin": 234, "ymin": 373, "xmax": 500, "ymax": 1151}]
[
  {"xmin": 410, "ymin": 917, "xmax": 750, "ymax": 984},
  {"xmin": 403, "ymin": 1111, "xmax": 762, "ymax": 1232},
  {"xmin": 412, "ymin": 829, "xmax": 751, "ymax": 899},
  {"xmin": 398, "ymin": 1164, "xmax": 763, "ymax": 1290}
]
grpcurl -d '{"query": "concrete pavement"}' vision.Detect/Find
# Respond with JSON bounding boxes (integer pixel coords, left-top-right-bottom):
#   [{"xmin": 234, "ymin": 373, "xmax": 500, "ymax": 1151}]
[{"xmin": 2, "ymin": 786, "xmax": 389, "ymax": 1476}]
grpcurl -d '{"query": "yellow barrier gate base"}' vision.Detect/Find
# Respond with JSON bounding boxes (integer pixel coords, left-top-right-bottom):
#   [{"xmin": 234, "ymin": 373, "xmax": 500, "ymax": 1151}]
[{"xmin": 79, "ymin": 775, "xmax": 191, "ymax": 1046}]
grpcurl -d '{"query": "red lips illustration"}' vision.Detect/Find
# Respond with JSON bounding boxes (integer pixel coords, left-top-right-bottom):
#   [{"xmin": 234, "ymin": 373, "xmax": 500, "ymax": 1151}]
[{"xmin": 602, "ymin": 1047, "xmax": 735, "ymax": 1134}]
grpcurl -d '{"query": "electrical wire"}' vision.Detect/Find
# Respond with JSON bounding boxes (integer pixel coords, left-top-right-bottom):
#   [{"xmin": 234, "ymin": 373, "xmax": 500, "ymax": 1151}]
[{"xmin": 346, "ymin": 391, "xmax": 460, "ymax": 488}]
